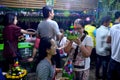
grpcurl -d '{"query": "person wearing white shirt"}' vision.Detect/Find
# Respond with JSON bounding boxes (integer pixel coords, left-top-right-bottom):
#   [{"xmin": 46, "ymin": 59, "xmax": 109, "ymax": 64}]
[
  {"xmin": 64, "ymin": 19, "xmax": 93, "ymax": 80},
  {"xmin": 107, "ymin": 11, "xmax": 120, "ymax": 80},
  {"xmin": 96, "ymin": 16, "xmax": 111, "ymax": 80}
]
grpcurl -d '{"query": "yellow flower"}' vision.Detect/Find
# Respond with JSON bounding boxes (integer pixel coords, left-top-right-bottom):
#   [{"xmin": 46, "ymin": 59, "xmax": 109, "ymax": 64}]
[
  {"xmin": 16, "ymin": 76, "xmax": 19, "ymax": 79},
  {"xmin": 12, "ymin": 76, "xmax": 15, "ymax": 79}
]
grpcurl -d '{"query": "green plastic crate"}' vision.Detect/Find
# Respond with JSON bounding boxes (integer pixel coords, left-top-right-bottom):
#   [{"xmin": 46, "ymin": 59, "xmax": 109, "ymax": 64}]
[{"xmin": 0, "ymin": 42, "xmax": 32, "ymax": 50}]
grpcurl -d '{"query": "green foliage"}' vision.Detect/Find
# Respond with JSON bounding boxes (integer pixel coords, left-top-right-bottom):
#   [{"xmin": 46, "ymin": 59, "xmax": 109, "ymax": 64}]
[{"xmin": 96, "ymin": 0, "xmax": 120, "ymax": 24}]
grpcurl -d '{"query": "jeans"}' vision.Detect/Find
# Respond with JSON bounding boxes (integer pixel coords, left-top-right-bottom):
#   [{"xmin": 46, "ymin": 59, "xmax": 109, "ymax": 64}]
[
  {"xmin": 96, "ymin": 54, "xmax": 110, "ymax": 80},
  {"xmin": 107, "ymin": 59, "xmax": 120, "ymax": 80}
]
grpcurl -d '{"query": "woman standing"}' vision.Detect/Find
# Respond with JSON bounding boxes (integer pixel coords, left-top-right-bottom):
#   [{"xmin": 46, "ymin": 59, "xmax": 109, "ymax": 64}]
[
  {"xmin": 2, "ymin": 13, "xmax": 35, "ymax": 71},
  {"xmin": 36, "ymin": 37, "xmax": 57, "ymax": 80},
  {"xmin": 64, "ymin": 19, "xmax": 93, "ymax": 80}
]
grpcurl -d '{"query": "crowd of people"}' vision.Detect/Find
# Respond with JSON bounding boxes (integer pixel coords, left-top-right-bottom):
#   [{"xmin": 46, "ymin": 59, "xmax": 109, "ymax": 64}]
[{"xmin": 0, "ymin": 5, "xmax": 120, "ymax": 80}]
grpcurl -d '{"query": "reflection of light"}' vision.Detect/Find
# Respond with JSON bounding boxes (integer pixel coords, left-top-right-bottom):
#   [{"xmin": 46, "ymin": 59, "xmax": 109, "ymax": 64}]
[
  {"xmin": 63, "ymin": 11, "xmax": 70, "ymax": 17},
  {"xmin": 86, "ymin": 17, "xmax": 90, "ymax": 21},
  {"xmin": 31, "ymin": 9, "xmax": 34, "ymax": 11},
  {"xmin": 94, "ymin": 9, "xmax": 96, "ymax": 12},
  {"xmin": 83, "ymin": 10, "xmax": 87, "ymax": 14},
  {"xmin": 99, "ymin": 0, "xmax": 102, "ymax": 2},
  {"xmin": 21, "ymin": 11, "xmax": 27, "ymax": 15}
]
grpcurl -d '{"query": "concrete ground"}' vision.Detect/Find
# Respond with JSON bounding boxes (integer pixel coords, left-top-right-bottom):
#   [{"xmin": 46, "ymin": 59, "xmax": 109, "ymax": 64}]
[{"xmin": 89, "ymin": 65, "xmax": 96, "ymax": 80}]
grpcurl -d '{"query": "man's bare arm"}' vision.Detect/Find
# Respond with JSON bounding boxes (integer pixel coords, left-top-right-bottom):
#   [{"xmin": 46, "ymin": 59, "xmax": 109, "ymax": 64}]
[{"xmin": 107, "ymin": 36, "xmax": 111, "ymax": 43}]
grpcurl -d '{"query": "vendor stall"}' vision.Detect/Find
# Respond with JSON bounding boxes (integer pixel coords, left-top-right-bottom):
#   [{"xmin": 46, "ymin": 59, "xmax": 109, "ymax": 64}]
[
  {"xmin": 0, "ymin": 42, "xmax": 33, "ymax": 59},
  {"xmin": 0, "ymin": 42, "xmax": 34, "ymax": 73}
]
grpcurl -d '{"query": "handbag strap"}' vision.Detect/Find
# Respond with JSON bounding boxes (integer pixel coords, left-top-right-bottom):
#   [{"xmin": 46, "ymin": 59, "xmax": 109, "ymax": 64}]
[{"xmin": 72, "ymin": 34, "xmax": 86, "ymax": 63}]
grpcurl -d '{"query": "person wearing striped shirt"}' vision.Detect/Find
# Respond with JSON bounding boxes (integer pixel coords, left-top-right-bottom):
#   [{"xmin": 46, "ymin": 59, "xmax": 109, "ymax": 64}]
[{"xmin": 36, "ymin": 37, "xmax": 57, "ymax": 80}]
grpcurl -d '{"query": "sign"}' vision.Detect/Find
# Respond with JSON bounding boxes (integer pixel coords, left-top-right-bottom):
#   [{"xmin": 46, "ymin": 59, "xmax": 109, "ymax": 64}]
[{"xmin": 46, "ymin": 0, "xmax": 54, "ymax": 6}]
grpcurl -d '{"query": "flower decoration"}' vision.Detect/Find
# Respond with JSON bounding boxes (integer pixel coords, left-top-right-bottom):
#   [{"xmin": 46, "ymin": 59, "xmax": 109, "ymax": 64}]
[
  {"xmin": 5, "ymin": 60, "xmax": 27, "ymax": 79},
  {"xmin": 65, "ymin": 30, "xmax": 79, "ymax": 40},
  {"xmin": 62, "ymin": 59, "xmax": 74, "ymax": 80}
]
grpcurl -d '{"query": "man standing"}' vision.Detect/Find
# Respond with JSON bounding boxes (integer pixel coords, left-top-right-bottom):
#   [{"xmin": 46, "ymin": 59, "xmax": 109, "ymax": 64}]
[
  {"xmin": 36, "ymin": 6, "xmax": 62, "ymax": 68},
  {"xmin": 107, "ymin": 11, "xmax": 120, "ymax": 80},
  {"xmin": 96, "ymin": 16, "xmax": 111, "ymax": 80},
  {"xmin": 37, "ymin": 6, "xmax": 62, "ymax": 40}
]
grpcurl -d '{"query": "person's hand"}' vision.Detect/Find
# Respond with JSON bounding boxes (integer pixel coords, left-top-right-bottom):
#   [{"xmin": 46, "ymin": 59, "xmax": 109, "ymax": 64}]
[
  {"xmin": 73, "ymin": 38, "xmax": 81, "ymax": 45},
  {"xmin": 56, "ymin": 68, "xmax": 62, "ymax": 73},
  {"xmin": 27, "ymin": 57, "xmax": 34, "ymax": 62},
  {"xmin": 18, "ymin": 35, "xmax": 25, "ymax": 41},
  {"xmin": 59, "ymin": 77, "xmax": 69, "ymax": 80},
  {"xmin": 67, "ymin": 39, "xmax": 73, "ymax": 44}
]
